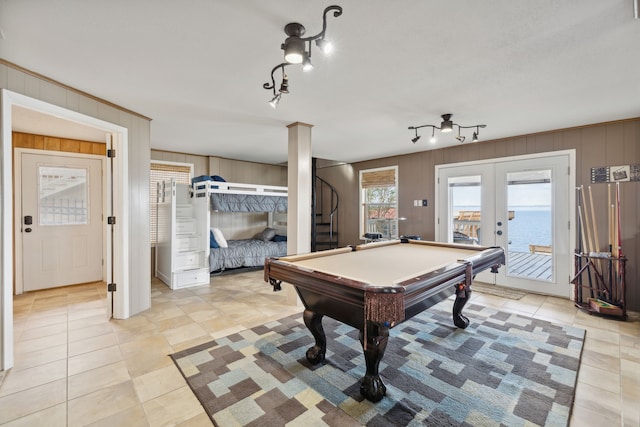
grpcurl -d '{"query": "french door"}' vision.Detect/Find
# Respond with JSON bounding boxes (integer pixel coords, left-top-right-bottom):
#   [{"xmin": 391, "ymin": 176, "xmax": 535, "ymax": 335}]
[{"xmin": 436, "ymin": 152, "xmax": 574, "ymax": 297}]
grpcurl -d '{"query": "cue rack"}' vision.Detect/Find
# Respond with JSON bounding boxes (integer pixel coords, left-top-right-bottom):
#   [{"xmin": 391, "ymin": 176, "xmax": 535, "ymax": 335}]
[{"xmin": 571, "ymin": 183, "xmax": 627, "ymax": 320}]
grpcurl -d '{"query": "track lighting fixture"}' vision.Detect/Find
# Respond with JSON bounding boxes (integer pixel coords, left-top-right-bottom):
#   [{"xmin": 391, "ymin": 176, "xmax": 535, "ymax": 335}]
[
  {"xmin": 264, "ymin": 5, "xmax": 343, "ymax": 106},
  {"xmin": 269, "ymin": 93, "xmax": 282, "ymax": 109},
  {"xmin": 411, "ymin": 128, "xmax": 420, "ymax": 144},
  {"xmin": 279, "ymin": 75, "xmax": 289, "ymax": 94},
  {"xmin": 408, "ymin": 114, "xmax": 486, "ymax": 144},
  {"xmin": 264, "ymin": 63, "xmax": 291, "ymax": 108}
]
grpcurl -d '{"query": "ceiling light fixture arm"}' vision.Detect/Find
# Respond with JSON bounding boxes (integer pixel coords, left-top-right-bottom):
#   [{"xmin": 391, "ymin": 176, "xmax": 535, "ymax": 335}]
[
  {"xmin": 263, "ymin": 63, "xmax": 291, "ymax": 96},
  {"xmin": 408, "ymin": 124, "xmax": 440, "ymax": 131},
  {"xmin": 301, "ymin": 5, "xmax": 343, "ymax": 44},
  {"xmin": 457, "ymin": 124, "xmax": 487, "ymax": 130}
]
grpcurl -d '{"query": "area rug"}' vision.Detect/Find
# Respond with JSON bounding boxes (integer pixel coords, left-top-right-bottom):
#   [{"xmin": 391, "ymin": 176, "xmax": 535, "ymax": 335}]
[{"xmin": 171, "ymin": 304, "xmax": 585, "ymax": 426}]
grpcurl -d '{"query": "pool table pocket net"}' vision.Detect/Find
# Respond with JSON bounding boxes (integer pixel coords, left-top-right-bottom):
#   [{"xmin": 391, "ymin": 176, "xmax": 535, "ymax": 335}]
[{"xmin": 364, "ymin": 289, "xmax": 405, "ymax": 325}]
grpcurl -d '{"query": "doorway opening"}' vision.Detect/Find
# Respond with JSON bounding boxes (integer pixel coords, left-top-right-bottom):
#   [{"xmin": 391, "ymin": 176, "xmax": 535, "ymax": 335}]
[{"xmin": 1, "ymin": 89, "xmax": 129, "ymax": 371}]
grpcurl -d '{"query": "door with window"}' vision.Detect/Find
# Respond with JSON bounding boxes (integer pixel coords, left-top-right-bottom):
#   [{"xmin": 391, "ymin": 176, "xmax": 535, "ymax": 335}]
[
  {"xmin": 20, "ymin": 153, "xmax": 103, "ymax": 291},
  {"xmin": 436, "ymin": 153, "xmax": 573, "ymax": 297}
]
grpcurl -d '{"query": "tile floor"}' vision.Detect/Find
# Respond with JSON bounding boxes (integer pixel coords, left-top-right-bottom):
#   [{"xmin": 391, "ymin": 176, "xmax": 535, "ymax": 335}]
[{"xmin": 0, "ymin": 271, "xmax": 638, "ymax": 426}]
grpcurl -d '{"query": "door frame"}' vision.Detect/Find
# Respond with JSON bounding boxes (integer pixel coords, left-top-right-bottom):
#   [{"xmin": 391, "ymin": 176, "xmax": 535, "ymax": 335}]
[
  {"xmin": 1, "ymin": 89, "xmax": 130, "ymax": 371},
  {"xmin": 13, "ymin": 149, "xmax": 107, "ymax": 294},
  {"xmin": 434, "ymin": 150, "xmax": 576, "ymax": 293}
]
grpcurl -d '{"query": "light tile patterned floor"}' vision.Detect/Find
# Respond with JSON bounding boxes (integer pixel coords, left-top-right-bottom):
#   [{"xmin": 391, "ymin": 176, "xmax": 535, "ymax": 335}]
[{"xmin": 0, "ymin": 271, "xmax": 638, "ymax": 426}]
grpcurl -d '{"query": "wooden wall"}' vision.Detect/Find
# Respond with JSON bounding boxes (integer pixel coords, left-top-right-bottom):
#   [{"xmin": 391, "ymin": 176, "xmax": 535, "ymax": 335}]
[
  {"xmin": 209, "ymin": 156, "xmax": 287, "ymax": 186},
  {"xmin": 12, "ymin": 131, "xmax": 106, "ymax": 155},
  {"xmin": 317, "ymin": 119, "xmax": 640, "ymax": 311}
]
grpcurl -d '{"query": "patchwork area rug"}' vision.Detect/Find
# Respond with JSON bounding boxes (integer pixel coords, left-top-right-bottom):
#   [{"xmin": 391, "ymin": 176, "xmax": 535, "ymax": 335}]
[{"xmin": 171, "ymin": 304, "xmax": 585, "ymax": 426}]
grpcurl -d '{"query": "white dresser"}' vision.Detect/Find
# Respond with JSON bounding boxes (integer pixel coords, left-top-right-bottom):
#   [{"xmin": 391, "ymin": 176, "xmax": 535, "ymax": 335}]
[{"xmin": 155, "ymin": 180, "xmax": 209, "ymax": 289}]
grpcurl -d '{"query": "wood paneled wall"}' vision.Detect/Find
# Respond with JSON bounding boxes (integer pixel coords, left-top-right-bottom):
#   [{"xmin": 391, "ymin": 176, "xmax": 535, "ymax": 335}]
[
  {"xmin": 12, "ymin": 131, "xmax": 106, "ymax": 155},
  {"xmin": 317, "ymin": 119, "xmax": 640, "ymax": 310},
  {"xmin": 209, "ymin": 156, "xmax": 288, "ymax": 186}
]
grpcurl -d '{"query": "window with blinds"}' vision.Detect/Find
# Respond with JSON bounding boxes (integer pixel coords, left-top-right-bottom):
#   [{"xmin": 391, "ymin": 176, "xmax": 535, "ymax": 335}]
[
  {"xmin": 359, "ymin": 166, "xmax": 398, "ymax": 239},
  {"xmin": 149, "ymin": 161, "xmax": 193, "ymax": 244}
]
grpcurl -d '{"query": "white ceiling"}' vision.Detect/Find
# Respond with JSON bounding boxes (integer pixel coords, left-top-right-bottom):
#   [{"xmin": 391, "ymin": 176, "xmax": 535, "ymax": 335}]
[{"xmin": 1, "ymin": 1, "xmax": 639, "ymax": 164}]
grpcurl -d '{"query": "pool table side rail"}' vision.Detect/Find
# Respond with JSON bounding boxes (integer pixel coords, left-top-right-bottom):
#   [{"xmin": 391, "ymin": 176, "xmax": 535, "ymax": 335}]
[{"xmin": 354, "ymin": 239, "xmax": 498, "ymax": 253}]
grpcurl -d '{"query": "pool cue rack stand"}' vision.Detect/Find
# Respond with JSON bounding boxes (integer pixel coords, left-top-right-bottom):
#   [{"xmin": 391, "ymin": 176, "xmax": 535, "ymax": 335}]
[{"xmin": 571, "ymin": 251, "xmax": 627, "ymax": 320}]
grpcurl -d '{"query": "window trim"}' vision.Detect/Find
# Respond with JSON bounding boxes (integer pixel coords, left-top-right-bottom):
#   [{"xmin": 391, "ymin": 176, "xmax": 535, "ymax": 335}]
[{"xmin": 359, "ymin": 165, "xmax": 399, "ymax": 239}]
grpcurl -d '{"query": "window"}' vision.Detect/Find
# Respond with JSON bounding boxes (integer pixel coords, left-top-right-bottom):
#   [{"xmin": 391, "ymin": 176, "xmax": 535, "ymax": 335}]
[
  {"xmin": 149, "ymin": 161, "xmax": 193, "ymax": 244},
  {"xmin": 38, "ymin": 166, "xmax": 88, "ymax": 225},
  {"xmin": 359, "ymin": 166, "xmax": 398, "ymax": 239}
]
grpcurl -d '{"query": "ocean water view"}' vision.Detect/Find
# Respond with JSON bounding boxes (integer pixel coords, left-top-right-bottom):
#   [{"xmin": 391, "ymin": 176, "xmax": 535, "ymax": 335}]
[{"xmin": 453, "ymin": 206, "xmax": 552, "ymax": 253}]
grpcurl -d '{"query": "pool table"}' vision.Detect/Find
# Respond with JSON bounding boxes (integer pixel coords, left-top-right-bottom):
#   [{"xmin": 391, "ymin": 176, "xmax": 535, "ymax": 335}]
[{"xmin": 264, "ymin": 239, "xmax": 505, "ymax": 402}]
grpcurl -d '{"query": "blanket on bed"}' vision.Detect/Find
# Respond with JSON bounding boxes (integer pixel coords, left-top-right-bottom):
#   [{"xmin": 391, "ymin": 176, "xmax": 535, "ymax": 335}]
[
  {"xmin": 210, "ymin": 193, "xmax": 287, "ymax": 212},
  {"xmin": 209, "ymin": 239, "xmax": 287, "ymax": 272}
]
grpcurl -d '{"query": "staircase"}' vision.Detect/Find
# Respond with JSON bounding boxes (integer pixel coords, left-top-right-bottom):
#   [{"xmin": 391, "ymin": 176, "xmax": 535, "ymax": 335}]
[{"xmin": 312, "ymin": 165, "xmax": 339, "ymax": 251}]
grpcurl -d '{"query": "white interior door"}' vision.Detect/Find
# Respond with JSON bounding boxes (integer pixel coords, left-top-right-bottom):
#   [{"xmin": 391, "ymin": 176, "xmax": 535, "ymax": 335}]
[
  {"xmin": 437, "ymin": 152, "xmax": 573, "ymax": 297},
  {"xmin": 21, "ymin": 152, "xmax": 103, "ymax": 291}
]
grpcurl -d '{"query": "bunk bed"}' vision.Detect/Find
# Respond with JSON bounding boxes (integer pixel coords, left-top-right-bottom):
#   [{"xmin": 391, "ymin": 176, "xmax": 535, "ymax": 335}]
[{"xmin": 192, "ymin": 179, "xmax": 288, "ymax": 273}]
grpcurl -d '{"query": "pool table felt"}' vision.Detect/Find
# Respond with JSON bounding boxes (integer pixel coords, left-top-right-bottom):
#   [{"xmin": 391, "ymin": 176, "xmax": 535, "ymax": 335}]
[{"xmin": 279, "ymin": 242, "xmax": 485, "ymax": 287}]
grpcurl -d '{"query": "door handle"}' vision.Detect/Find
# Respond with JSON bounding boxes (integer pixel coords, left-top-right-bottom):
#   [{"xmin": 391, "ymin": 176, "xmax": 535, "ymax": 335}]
[
  {"xmin": 25, "ymin": 227, "xmax": 32, "ymax": 233},
  {"xmin": 496, "ymin": 230, "xmax": 503, "ymax": 236},
  {"xmin": 24, "ymin": 215, "xmax": 33, "ymax": 225}
]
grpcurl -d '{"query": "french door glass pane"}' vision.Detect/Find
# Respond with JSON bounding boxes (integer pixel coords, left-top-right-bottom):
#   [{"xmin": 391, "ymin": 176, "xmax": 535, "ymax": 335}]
[
  {"xmin": 506, "ymin": 169, "xmax": 553, "ymax": 281},
  {"xmin": 449, "ymin": 175, "xmax": 482, "ymax": 245},
  {"xmin": 38, "ymin": 166, "xmax": 88, "ymax": 225}
]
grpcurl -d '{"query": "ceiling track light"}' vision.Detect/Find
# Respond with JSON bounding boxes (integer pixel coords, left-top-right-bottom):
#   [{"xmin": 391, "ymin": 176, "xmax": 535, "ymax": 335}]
[
  {"xmin": 408, "ymin": 114, "xmax": 486, "ymax": 144},
  {"xmin": 263, "ymin": 5, "xmax": 343, "ymax": 106}
]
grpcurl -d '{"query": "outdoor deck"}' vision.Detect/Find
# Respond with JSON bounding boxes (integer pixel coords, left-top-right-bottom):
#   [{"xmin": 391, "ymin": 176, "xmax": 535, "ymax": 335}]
[{"xmin": 508, "ymin": 251, "xmax": 552, "ymax": 281}]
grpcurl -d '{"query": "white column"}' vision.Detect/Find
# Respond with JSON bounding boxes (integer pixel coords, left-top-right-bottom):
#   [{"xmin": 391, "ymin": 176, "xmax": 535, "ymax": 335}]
[{"xmin": 287, "ymin": 122, "xmax": 313, "ymax": 257}]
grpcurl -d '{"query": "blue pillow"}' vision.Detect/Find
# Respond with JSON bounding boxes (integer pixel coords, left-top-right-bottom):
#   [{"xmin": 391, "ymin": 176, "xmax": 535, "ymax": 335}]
[
  {"xmin": 192, "ymin": 175, "xmax": 213, "ymax": 184},
  {"xmin": 211, "ymin": 175, "xmax": 226, "ymax": 182},
  {"xmin": 272, "ymin": 234, "xmax": 287, "ymax": 242},
  {"xmin": 210, "ymin": 230, "xmax": 220, "ymax": 248}
]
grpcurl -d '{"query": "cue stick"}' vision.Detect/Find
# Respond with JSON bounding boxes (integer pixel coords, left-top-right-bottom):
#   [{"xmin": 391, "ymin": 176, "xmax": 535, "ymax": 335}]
[
  {"xmin": 579, "ymin": 186, "xmax": 600, "ymax": 293},
  {"xmin": 608, "ymin": 184, "xmax": 612, "ymax": 250},
  {"xmin": 588, "ymin": 186, "xmax": 600, "ymax": 253},
  {"xmin": 575, "ymin": 187, "xmax": 584, "ymax": 303},
  {"xmin": 616, "ymin": 182, "xmax": 623, "ymax": 302},
  {"xmin": 608, "ymin": 184, "xmax": 614, "ymax": 301},
  {"xmin": 578, "ymin": 186, "xmax": 596, "ymax": 298},
  {"xmin": 577, "ymin": 204, "xmax": 594, "ymax": 298},
  {"xmin": 587, "ymin": 185, "xmax": 606, "ymax": 297},
  {"xmin": 580, "ymin": 185, "xmax": 593, "ymax": 255}
]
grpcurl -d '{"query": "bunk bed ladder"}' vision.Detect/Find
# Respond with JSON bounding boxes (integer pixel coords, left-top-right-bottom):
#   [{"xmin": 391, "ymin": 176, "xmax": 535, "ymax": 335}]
[{"xmin": 312, "ymin": 174, "xmax": 339, "ymax": 251}]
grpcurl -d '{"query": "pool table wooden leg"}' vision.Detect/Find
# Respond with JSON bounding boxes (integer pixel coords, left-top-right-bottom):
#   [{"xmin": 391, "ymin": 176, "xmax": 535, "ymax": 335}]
[
  {"xmin": 303, "ymin": 310, "xmax": 326, "ymax": 364},
  {"xmin": 358, "ymin": 322, "xmax": 389, "ymax": 402},
  {"xmin": 452, "ymin": 283, "xmax": 471, "ymax": 329}
]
